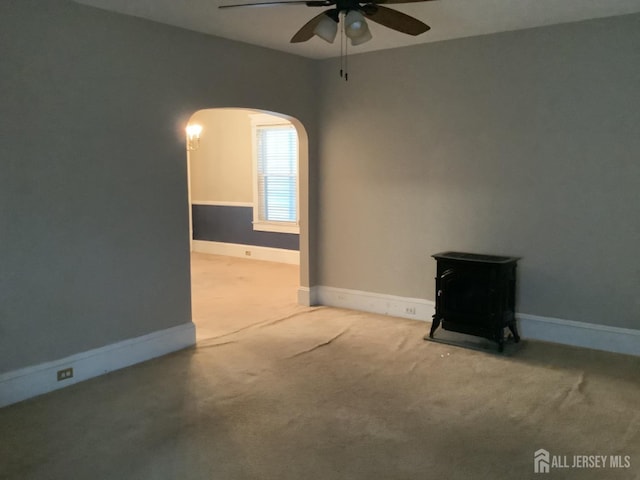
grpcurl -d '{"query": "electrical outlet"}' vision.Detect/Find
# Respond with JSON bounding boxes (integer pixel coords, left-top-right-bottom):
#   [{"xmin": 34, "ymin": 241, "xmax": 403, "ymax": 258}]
[
  {"xmin": 57, "ymin": 368, "xmax": 73, "ymax": 381},
  {"xmin": 405, "ymin": 307, "xmax": 416, "ymax": 315}
]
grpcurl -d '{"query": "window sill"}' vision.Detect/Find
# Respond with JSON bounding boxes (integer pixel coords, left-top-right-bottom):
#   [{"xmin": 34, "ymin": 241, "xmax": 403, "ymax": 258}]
[{"xmin": 253, "ymin": 221, "xmax": 300, "ymax": 235}]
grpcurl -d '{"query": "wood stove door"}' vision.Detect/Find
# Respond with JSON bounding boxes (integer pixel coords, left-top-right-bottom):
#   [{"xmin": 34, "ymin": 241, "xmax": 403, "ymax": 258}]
[{"xmin": 439, "ymin": 264, "xmax": 497, "ymax": 332}]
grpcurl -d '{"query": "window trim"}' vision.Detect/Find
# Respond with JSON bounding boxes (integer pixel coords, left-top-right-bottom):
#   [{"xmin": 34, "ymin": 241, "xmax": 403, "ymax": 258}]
[{"xmin": 250, "ymin": 113, "xmax": 300, "ymax": 235}]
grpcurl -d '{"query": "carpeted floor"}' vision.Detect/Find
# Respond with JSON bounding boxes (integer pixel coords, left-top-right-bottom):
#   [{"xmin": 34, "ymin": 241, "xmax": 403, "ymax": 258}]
[
  {"xmin": 190, "ymin": 252, "xmax": 308, "ymax": 341},
  {"xmin": 1, "ymin": 253, "xmax": 639, "ymax": 480}
]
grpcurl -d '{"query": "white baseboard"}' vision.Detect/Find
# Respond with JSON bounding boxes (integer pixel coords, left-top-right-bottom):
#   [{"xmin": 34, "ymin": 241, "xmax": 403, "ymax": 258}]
[
  {"xmin": 192, "ymin": 240, "xmax": 299, "ymax": 265},
  {"xmin": 0, "ymin": 322, "xmax": 196, "ymax": 408},
  {"xmin": 297, "ymin": 287, "xmax": 312, "ymax": 306},
  {"xmin": 312, "ymin": 286, "xmax": 640, "ymax": 357},
  {"xmin": 314, "ymin": 286, "xmax": 435, "ymax": 321},
  {"xmin": 517, "ymin": 313, "xmax": 640, "ymax": 357}
]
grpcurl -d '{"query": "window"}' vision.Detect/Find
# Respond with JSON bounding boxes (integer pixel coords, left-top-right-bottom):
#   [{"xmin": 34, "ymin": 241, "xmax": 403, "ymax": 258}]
[{"xmin": 251, "ymin": 114, "xmax": 299, "ymax": 234}]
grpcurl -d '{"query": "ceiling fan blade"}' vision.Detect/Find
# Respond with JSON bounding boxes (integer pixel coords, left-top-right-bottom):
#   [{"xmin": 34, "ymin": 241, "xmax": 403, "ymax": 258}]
[
  {"xmin": 363, "ymin": 5, "xmax": 430, "ymax": 36},
  {"xmin": 290, "ymin": 10, "xmax": 333, "ymax": 43},
  {"xmin": 371, "ymin": 0, "xmax": 437, "ymax": 4},
  {"xmin": 219, "ymin": 0, "xmax": 332, "ymax": 9}
]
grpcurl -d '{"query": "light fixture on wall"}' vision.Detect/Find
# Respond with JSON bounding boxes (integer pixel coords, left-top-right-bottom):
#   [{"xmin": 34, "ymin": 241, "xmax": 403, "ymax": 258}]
[{"xmin": 186, "ymin": 124, "xmax": 202, "ymax": 151}]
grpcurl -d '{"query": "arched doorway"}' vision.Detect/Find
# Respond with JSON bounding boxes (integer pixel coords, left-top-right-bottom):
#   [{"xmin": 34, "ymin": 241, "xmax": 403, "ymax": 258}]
[{"xmin": 185, "ymin": 108, "xmax": 311, "ymax": 340}]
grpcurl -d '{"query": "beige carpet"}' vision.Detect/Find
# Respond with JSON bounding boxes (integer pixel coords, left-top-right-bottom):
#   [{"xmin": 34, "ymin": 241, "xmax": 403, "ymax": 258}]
[
  {"xmin": 1, "ymin": 253, "xmax": 639, "ymax": 480},
  {"xmin": 190, "ymin": 252, "xmax": 308, "ymax": 341}
]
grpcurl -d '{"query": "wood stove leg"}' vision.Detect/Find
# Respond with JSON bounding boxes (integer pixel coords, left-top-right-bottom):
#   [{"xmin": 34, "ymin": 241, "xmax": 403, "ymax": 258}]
[
  {"xmin": 429, "ymin": 316, "xmax": 441, "ymax": 338},
  {"xmin": 508, "ymin": 322, "xmax": 521, "ymax": 343},
  {"xmin": 495, "ymin": 328, "xmax": 506, "ymax": 353}
]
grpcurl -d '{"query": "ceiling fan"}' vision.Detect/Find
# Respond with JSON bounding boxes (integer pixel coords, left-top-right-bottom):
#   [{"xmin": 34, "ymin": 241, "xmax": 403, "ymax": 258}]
[{"xmin": 219, "ymin": 0, "xmax": 437, "ymax": 46}]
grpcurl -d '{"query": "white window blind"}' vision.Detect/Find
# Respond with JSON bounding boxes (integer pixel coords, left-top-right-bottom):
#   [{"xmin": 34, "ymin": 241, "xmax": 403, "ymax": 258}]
[{"xmin": 256, "ymin": 125, "xmax": 298, "ymax": 223}]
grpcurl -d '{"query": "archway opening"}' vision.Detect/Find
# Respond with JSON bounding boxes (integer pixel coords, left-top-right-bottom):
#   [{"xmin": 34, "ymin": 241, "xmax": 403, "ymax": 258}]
[{"xmin": 185, "ymin": 108, "xmax": 310, "ymax": 341}]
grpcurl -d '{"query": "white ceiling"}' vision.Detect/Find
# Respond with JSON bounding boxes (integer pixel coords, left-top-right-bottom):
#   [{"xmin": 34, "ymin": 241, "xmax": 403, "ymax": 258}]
[{"xmin": 74, "ymin": 0, "xmax": 640, "ymax": 59}]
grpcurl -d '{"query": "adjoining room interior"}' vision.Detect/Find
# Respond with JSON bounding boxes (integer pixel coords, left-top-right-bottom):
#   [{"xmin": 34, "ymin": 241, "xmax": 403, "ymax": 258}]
[
  {"xmin": 185, "ymin": 108, "xmax": 305, "ymax": 340},
  {"xmin": 1, "ymin": 1, "xmax": 639, "ymax": 478}
]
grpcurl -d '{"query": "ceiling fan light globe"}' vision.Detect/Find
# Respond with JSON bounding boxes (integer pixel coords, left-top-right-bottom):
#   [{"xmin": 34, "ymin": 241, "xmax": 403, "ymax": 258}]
[
  {"xmin": 350, "ymin": 27, "xmax": 372, "ymax": 46},
  {"xmin": 313, "ymin": 15, "xmax": 338, "ymax": 43},
  {"xmin": 344, "ymin": 10, "xmax": 368, "ymax": 39}
]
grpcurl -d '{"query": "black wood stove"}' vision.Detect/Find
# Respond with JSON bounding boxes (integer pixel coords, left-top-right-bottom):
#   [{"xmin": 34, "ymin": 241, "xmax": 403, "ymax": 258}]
[{"xmin": 428, "ymin": 251, "xmax": 520, "ymax": 352}]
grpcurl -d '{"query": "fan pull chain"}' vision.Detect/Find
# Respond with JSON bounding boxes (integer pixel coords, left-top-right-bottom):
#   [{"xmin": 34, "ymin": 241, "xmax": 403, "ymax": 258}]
[
  {"xmin": 338, "ymin": 12, "xmax": 348, "ymax": 82},
  {"xmin": 339, "ymin": 15, "xmax": 345, "ymax": 80},
  {"xmin": 345, "ymin": 40, "xmax": 348, "ymax": 82}
]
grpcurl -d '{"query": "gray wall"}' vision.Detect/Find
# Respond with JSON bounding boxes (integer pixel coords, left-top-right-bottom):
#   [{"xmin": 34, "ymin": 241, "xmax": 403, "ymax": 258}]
[
  {"xmin": 0, "ymin": 0, "xmax": 317, "ymax": 373},
  {"xmin": 316, "ymin": 14, "xmax": 640, "ymax": 329}
]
